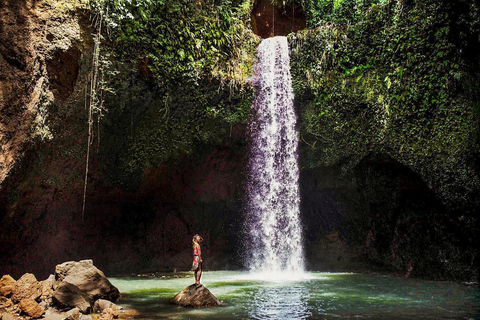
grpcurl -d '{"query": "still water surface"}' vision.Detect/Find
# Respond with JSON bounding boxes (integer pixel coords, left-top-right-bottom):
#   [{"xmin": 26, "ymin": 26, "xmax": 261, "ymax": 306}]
[{"xmin": 110, "ymin": 271, "xmax": 480, "ymax": 320}]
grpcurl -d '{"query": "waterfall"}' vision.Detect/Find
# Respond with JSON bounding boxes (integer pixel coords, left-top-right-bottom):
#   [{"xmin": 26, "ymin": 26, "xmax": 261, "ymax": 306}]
[{"xmin": 246, "ymin": 36, "xmax": 305, "ymax": 274}]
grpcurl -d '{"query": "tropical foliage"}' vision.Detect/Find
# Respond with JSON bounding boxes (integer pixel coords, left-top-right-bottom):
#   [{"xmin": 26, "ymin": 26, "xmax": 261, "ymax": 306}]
[
  {"xmin": 90, "ymin": 0, "xmax": 257, "ymax": 88},
  {"xmin": 289, "ymin": 0, "xmax": 480, "ymax": 280},
  {"xmin": 86, "ymin": 0, "xmax": 258, "ymax": 188},
  {"xmin": 290, "ymin": 0, "xmax": 480, "ymax": 209}
]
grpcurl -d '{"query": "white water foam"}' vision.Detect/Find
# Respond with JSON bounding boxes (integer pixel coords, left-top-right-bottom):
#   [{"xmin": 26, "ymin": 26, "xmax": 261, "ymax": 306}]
[
  {"xmin": 230, "ymin": 271, "xmax": 316, "ymax": 283},
  {"xmin": 245, "ymin": 36, "xmax": 305, "ymax": 277}
]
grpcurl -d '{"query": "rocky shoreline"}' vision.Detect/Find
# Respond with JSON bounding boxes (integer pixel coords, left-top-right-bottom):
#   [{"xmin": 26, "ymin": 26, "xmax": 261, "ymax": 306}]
[{"xmin": 0, "ymin": 260, "xmax": 125, "ymax": 320}]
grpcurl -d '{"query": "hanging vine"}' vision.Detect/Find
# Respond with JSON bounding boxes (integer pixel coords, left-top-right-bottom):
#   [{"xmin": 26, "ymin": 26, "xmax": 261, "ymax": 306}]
[{"xmin": 82, "ymin": 6, "xmax": 108, "ymax": 220}]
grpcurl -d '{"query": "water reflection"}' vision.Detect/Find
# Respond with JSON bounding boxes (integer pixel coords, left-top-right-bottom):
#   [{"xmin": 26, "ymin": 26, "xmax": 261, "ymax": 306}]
[
  {"xmin": 247, "ymin": 282, "xmax": 311, "ymax": 319},
  {"xmin": 111, "ymin": 272, "xmax": 480, "ymax": 320}
]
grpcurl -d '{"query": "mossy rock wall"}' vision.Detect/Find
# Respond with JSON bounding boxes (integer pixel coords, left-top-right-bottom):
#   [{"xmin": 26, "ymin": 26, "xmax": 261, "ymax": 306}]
[
  {"xmin": 292, "ymin": 0, "xmax": 480, "ymax": 280},
  {"xmin": 0, "ymin": 0, "xmax": 479, "ymax": 282},
  {"xmin": 0, "ymin": 0, "xmax": 257, "ymax": 278}
]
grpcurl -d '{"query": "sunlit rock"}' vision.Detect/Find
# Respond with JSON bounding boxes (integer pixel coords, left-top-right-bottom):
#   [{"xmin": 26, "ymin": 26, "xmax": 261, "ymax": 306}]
[
  {"xmin": 1, "ymin": 313, "xmax": 21, "ymax": 320},
  {"xmin": 39, "ymin": 278, "xmax": 54, "ymax": 303},
  {"xmin": 11, "ymin": 273, "xmax": 41, "ymax": 303},
  {"xmin": 18, "ymin": 298, "xmax": 45, "ymax": 318},
  {"xmin": 98, "ymin": 307, "xmax": 119, "ymax": 320},
  {"xmin": 69, "ymin": 307, "xmax": 82, "ymax": 320},
  {"xmin": 169, "ymin": 284, "xmax": 221, "ymax": 307},
  {"xmin": 54, "ymin": 260, "xmax": 120, "ymax": 302},
  {"xmin": 93, "ymin": 299, "xmax": 123, "ymax": 313},
  {"xmin": 0, "ymin": 275, "xmax": 16, "ymax": 297}
]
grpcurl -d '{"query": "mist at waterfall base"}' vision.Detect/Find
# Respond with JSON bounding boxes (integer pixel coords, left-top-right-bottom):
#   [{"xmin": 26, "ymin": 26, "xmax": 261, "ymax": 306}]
[{"xmin": 244, "ymin": 36, "xmax": 305, "ymax": 280}]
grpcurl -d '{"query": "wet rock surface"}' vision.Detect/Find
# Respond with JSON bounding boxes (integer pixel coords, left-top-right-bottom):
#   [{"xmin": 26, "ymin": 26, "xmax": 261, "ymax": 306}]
[
  {"xmin": 250, "ymin": 0, "xmax": 306, "ymax": 38},
  {"xmin": 169, "ymin": 284, "xmax": 221, "ymax": 308}
]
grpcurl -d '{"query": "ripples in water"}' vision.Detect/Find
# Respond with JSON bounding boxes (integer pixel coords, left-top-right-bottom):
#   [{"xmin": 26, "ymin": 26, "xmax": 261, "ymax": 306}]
[{"xmin": 111, "ymin": 271, "xmax": 480, "ymax": 320}]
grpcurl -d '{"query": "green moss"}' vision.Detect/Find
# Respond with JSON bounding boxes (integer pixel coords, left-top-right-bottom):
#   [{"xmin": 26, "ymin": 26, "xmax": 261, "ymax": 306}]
[
  {"xmin": 290, "ymin": 0, "xmax": 480, "ymax": 208},
  {"xmin": 84, "ymin": 0, "xmax": 257, "ymax": 189},
  {"xmin": 290, "ymin": 0, "xmax": 480, "ymax": 281},
  {"xmin": 90, "ymin": 0, "xmax": 258, "ymax": 89},
  {"xmin": 97, "ymin": 57, "xmax": 253, "ymax": 189}
]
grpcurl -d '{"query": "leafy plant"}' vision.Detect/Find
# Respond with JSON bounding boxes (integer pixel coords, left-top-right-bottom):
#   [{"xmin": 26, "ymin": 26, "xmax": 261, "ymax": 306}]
[
  {"xmin": 85, "ymin": 0, "xmax": 258, "ymax": 189},
  {"xmin": 290, "ymin": 0, "xmax": 480, "ymax": 208}
]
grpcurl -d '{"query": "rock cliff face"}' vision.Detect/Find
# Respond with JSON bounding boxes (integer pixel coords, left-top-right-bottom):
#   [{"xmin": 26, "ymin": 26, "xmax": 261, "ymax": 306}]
[
  {"xmin": 299, "ymin": 156, "xmax": 468, "ymax": 279},
  {"xmin": 289, "ymin": 0, "xmax": 480, "ymax": 281},
  {"xmin": 0, "ymin": 0, "xmax": 86, "ymax": 184},
  {"xmin": 0, "ymin": 0, "xmax": 478, "ymax": 282},
  {"xmin": 0, "ymin": 0, "xmax": 94, "ymax": 279},
  {"xmin": 0, "ymin": 6, "xmax": 246, "ymax": 274},
  {"xmin": 0, "ymin": 142, "xmax": 246, "ymax": 279},
  {"xmin": 0, "ymin": 0, "xmax": 251, "ymax": 278},
  {"xmin": 250, "ymin": 0, "xmax": 306, "ymax": 38}
]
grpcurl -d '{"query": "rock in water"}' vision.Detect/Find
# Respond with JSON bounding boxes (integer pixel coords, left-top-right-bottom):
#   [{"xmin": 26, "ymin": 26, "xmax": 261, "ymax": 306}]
[{"xmin": 169, "ymin": 284, "xmax": 221, "ymax": 307}]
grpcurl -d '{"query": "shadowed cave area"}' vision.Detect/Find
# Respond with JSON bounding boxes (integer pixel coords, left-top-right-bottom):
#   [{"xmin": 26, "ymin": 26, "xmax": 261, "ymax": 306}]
[
  {"xmin": 1, "ymin": 143, "xmax": 470, "ymax": 282},
  {"xmin": 251, "ymin": 0, "xmax": 306, "ymax": 38},
  {"xmin": 301, "ymin": 153, "xmax": 470, "ymax": 279}
]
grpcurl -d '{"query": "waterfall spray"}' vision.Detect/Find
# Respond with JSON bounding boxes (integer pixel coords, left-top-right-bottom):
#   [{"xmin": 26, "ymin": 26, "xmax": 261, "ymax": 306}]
[{"xmin": 246, "ymin": 36, "xmax": 305, "ymax": 275}]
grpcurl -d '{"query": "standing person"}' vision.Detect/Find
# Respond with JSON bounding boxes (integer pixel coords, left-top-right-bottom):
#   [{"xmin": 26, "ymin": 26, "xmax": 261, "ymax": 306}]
[{"xmin": 191, "ymin": 234, "xmax": 203, "ymax": 284}]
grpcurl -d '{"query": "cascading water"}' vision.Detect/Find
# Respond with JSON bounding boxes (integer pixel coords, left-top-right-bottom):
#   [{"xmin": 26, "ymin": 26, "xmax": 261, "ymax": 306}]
[{"xmin": 246, "ymin": 36, "xmax": 305, "ymax": 275}]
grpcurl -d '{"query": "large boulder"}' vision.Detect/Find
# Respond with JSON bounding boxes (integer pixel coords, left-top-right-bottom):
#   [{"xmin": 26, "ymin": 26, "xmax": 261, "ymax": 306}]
[
  {"xmin": 52, "ymin": 260, "xmax": 119, "ymax": 312},
  {"xmin": 52, "ymin": 282, "xmax": 91, "ymax": 313},
  {"xmin": 11, "ymin": 273, "xmax": 41, "ymax": 303},
  {"xmin": 18, "ymin": 299, "xmax": 45, "ymax": 318},
  {"xmin": 169, "ymin": 284, "xmax": 221, "ymax": 307},
  {"xmin": 0, "ymin": 275, "xmax": 15, "ymax": 297}
]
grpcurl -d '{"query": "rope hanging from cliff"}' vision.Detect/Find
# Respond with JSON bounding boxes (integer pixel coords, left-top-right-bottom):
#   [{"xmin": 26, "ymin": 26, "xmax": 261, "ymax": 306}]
[{"xmin": 82, "ymin": 15, "xmax": 102, "ymax": 220}]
